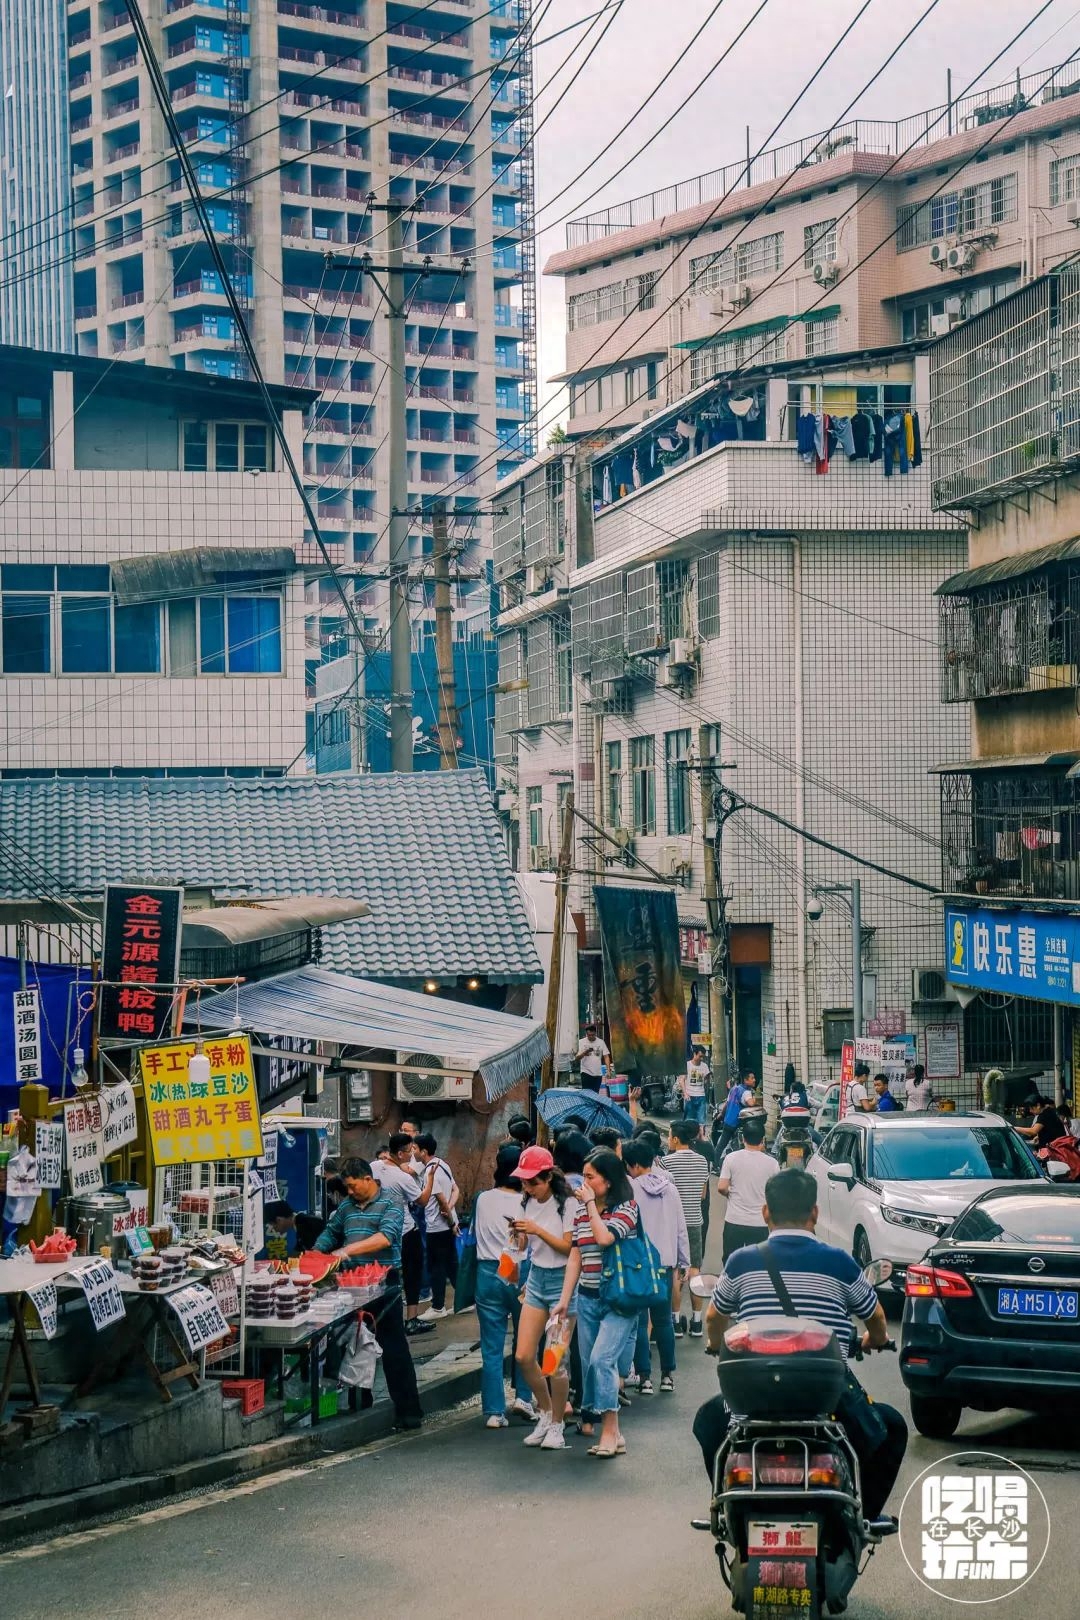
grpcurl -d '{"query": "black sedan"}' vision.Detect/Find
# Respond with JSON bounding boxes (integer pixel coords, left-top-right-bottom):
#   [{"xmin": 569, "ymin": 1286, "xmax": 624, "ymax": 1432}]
[{"xmin": 900, "ymin": 1184, "xmax": 1080, "ymax": 1438}]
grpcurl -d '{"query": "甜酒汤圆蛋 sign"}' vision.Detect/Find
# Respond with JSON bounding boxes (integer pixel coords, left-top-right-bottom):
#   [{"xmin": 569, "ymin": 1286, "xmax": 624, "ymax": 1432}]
[
  {"xmin": 98, "ymin": 885, "xmax": 183, "ymax": 1042},
  {"xmin": 138, "ymin": 1036, "xmax": 263, "ymax": 1164},
  {"xmin": 12, "ymin": 987, "xmax": 42, "ymax": 1083}
]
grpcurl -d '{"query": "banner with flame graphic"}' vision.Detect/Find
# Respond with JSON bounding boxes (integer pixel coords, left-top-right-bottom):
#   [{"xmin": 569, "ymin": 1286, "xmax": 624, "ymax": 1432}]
[{"xmin": 595, "ymin": 886, "xmax": 686, "ymax": 1077}]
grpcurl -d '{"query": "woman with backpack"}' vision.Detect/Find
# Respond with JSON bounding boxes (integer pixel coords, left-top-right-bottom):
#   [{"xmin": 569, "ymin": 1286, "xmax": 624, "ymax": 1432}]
[{"xmin": 555, "ymin": 1148, "xmax": 641, "ymax": 1459}]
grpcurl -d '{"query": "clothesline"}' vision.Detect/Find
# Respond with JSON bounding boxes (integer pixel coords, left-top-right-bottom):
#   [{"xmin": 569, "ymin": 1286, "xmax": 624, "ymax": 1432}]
[{"xmin": 795, "ymin": 407, "xmax": 923, "ymax": 478}]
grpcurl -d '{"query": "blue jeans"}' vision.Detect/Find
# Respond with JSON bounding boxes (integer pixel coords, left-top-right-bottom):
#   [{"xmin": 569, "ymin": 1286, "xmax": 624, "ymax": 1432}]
[
  {"xmin": 634, "ymin": 1267, "xmax": 676, "ymax": 1378},
  {"xmin": 576, "ymin": 1288, "xmax": 637, "ymax": 1415},
  {"xmin": 475, "ymin": 1259, "xmax": 532, "ymax": 1417},
  {"xmin": 683, "ymin": 1095, "xmax": 706, "ymax": 1124}
]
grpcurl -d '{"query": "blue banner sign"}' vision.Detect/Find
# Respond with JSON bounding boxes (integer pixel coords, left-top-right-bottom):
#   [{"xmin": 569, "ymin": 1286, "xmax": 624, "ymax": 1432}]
[{"xmin": 945, "ymin": 905, "xmax": 1080, "ymax": 1005}]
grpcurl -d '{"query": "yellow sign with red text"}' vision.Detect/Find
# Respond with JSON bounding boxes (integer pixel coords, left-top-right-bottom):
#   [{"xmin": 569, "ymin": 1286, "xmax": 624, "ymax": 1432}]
[{"xmin": 138, "ymin": 1036, "xmax": 263, "ymax": 1164}]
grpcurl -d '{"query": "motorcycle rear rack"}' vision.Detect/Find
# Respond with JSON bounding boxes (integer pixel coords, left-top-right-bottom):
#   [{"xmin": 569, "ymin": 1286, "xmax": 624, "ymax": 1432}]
[{"xmin": 710, "ymin": 1422, "xmax": 863, "ymax": 1540}]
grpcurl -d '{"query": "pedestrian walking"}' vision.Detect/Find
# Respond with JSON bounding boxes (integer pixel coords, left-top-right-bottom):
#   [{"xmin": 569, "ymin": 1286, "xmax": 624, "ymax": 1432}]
[
  {"xmin": 679, "ymin": 1045, "xmax": 711, "ymax": 1125},
  {"xmin": 660, "ymin": 1118, "xmax": 711, "ymax": 1338},
  {"xmin": 508, "ymin": 1145, "xmax": 579, "ymax": 1451},
  {"xmin": 557, "ymin": 1148, "xmax": 640, "ymax": 1457},
  {"xmin": 575, "ymin": 1023, "xmax": 610, "ymax": 1094},
  {"xmin": 623, "ymin": 1138, "xmax": 688, "ymax": 1394},
  {"xmin": 313, "ymin": 1157, "xmax": 423, "ymax": 1431},
  {"xmin": 371, "ymin": 1132, "xmax": 437, "ymax": 1338},
  {"xmin": 415, "ymin": 1134, "xmax": 459, "ymax": 1321},
  {"xmin": 503, "ymin": 1115, "xmax": 535, "ymax": 1148},
  {"xmin": 717, "ymin": 1115, "xmax": 777, "ymax": 1261},
  {"xmin": 472, "ymin": 1145, "xmax": 539, "ymax": 1430}
]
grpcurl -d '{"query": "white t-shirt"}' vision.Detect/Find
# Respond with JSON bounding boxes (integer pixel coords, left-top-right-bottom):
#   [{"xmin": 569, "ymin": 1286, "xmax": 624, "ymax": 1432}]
[
  {"xmin": 576, "ymin": 1036, "xmax": 610, "ymax": 1079},
  {"xmin": 846, "ymin": 1081, "xmax": 869, "ymax": 1113},
  {"xmin": 424, "ymin": 1158, "xmax": 457, "ymax": 1233},
  {"xmin": 721, "ymin": 1148, "xmax": 778, "ymax": 1227},
  {"xmin": 371, "ymin": 1159, "xmax": 420, "ymax": 1236},
  {"xmin": 684, "ymin": 1060, "xmax": 710, "ymax": 1099},
  {"xmin": 522, "ymin": 1190, "xmax": 578, "ymax": 1267},
  {"xmin": 905, "ymin": 1078, "xmax": 931, "ymax": 1112},
  {"xmin": 472, "ymin": 1188, "xmax": 525, "ymax": 1263}
]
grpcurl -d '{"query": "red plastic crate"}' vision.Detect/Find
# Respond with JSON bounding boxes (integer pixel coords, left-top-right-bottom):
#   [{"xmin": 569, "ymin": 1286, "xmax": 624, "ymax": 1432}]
[{"xmin": 221, "ymin": 1377, "xmax": 265, "ymax": 1417}]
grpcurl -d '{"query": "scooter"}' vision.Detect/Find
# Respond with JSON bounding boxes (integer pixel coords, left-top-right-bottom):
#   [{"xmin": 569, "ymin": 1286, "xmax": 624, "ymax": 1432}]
[
  {"xmin": 773, "ymin": 1102, "xmax": 813, "ymax": 1168},
  {"xmin": 690, "ymin": 1263, "xmax": 897, "ymax": 1619}
]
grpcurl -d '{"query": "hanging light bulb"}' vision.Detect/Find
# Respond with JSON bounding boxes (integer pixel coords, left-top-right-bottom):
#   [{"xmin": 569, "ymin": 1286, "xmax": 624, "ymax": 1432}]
[
  {"xmin": 188, "ymin": 1038, "xmax": 211, "ymax": 1089},
  {"xmin": 71, "ymin": 1048, "xmax": 89, "ymax": 1089}
]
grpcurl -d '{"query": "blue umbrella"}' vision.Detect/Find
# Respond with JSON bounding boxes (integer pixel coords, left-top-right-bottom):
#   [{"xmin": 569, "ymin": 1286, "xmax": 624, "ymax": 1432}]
[{"xmin": 535, "ymin": 1086, "xmax": 634, "ymax": 1137}]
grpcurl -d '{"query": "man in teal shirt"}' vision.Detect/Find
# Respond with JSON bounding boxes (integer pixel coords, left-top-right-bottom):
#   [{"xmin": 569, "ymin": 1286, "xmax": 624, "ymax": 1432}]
[{"xmin": 315, "ymin": 1157, "xmax": 421, "ymax": 1428}]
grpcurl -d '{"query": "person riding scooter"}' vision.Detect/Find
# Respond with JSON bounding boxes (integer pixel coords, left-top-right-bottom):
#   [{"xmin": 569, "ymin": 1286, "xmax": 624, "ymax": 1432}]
[{"xmin": 692, "ymin": 1167, "xmax": 908, "ymax": 1524}]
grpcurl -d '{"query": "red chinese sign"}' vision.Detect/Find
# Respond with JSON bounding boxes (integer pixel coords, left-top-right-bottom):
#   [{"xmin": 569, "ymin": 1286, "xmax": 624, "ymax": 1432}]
[
  {"xmin": 98, "ymin": 885, "xmax": 183, "ymax": 1041},
  {"xmin": 679, "ymin": 924, "xmax": 710, "ymax": 966}
]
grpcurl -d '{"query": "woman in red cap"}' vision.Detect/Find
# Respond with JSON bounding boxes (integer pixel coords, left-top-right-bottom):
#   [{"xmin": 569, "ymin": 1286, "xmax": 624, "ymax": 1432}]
[{"xmin": 509, "ymin": 1145, "xmax": 579, "ymax": 1451}]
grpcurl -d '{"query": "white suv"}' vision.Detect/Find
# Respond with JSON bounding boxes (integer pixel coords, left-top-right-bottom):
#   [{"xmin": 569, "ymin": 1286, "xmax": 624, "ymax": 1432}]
[{"xmin": 808, "ymin": 1112, "xmax": 1045, "ymax": 1280}]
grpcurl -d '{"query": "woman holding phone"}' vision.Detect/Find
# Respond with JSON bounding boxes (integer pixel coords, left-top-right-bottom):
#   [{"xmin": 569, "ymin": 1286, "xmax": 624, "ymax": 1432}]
[
  {"xmin": 508, "ymin": 1145, "xmax": 579, "ymax": 1451},
  {"xmin": 556, "ymin": 1148, "xmax": 639, "ymax": 1459}
]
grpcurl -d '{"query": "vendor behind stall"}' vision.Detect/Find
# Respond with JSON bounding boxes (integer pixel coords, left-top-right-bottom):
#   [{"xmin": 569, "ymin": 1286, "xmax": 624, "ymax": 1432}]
[
  {"xmin": 264, "ymin": 1199, "xmax": 326, "ymax": 1257},
  {"xmin": 313, "ymin": 1157, "xmax": 423, "ymax": 1430}
]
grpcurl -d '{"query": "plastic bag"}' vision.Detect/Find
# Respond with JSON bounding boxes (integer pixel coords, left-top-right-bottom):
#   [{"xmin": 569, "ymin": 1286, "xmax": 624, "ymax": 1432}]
[{"xmin": 338, "ymin": 1315, "xmax": 382, "ymax": 1390}]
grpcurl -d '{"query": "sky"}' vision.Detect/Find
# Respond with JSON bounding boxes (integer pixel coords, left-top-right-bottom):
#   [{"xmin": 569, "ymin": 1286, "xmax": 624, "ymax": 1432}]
[{"xmin": 529, "ymin": 0, "xmax": 1080, "ymax": 435}]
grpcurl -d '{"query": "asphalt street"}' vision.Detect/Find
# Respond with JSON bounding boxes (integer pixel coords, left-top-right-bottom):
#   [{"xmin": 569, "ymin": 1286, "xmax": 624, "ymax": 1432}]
[{"xmin": 1, "ymin": 1212, "xmax": 1076, "ymax": 1620}]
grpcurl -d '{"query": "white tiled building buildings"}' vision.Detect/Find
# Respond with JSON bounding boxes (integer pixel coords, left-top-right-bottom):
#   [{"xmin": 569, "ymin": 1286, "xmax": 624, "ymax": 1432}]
[{"xmin": 0, "ymin": 344, "xmax": 312, "ymax": 774}]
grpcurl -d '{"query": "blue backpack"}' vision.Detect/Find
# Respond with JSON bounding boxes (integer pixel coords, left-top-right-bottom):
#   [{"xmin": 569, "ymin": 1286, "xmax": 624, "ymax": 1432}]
[{"xmin": 599, "ymin": 1219, "xmax": 667, "ymax": 1317}]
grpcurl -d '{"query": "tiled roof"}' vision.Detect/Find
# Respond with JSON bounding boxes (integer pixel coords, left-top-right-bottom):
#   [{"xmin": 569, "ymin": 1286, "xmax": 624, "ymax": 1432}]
[{"xmin": 0, "ymin": 772, "xmax": 542, "ymax": 985}]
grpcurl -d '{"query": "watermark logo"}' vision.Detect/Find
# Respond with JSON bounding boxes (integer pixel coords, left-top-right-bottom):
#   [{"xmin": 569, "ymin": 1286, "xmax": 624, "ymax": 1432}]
[{"xmin": 899, "ymin": 1452, "xmax": 1051, "ymax": 1604}]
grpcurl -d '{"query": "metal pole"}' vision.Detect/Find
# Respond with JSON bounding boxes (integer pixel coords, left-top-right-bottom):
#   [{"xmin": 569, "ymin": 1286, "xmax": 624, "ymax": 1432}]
[
  {"xmin": 946, "ymin": 68, "xmax": 953, "ymax": 136},
  {"xmin": 851, "ymin": 878, "xmax": 863, "ymax": 1040},
  {"xmin": 538, "ymin": 789, "xmax": 575, "ymax": 1143},
  {"xmin": 387, "ymin": 202, "xmax": 413, "ymax": 773},
  {"xmin": 432, "ymin": 504, "xmax": 459, "ymax": 769},
  {"xmin": 699, "ymin": 726, "xmax": 733, "ymax": 1089},
  {"xmin": 16, "ymin": 919, "xmax": 27, "ymax": 990}
]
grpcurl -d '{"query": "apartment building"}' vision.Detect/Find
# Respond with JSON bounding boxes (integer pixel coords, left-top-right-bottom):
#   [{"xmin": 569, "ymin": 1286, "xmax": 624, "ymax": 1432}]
[
  {"xmin": 934, "ymin": 263, "xmax": 1080, "ymax": 1100},
  {"xmin": 545, "ymin": 61, "xmax": 1080, "ymax": 445},
  {"xmin": 0, "ymin": 0, "xmax": 534, "ymax": 761},
  {"xmin": 0, "ymin": 343, "xmax": 312, "ymax": 774}
]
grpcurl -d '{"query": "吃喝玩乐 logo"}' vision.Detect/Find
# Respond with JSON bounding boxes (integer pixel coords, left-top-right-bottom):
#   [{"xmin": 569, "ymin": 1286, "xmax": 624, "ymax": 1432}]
[{"xmin": 899, "ymin": 1453, "xmax": 1050, "ymax": 1603}]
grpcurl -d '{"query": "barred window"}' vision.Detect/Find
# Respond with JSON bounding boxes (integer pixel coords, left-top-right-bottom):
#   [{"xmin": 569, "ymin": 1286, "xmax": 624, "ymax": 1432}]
[
  {"xmin": 896, "ymin": 172, "xmax": 1018, "ymax": 251},
  {"xmin": 803, "ymin": 218, "xmax": 837, "ymax": 267},
  {"xmin": 1050, "ymin": 152, "xmax": 1080, "ymax": 206},
  {"xmin": 554, "ymin": 617, "xmax": 572, "ymax": 717},
  {"xmin": 804, "ymin": 314, "xmax": 840, "ymax": 358},
  {"xmin": 567, "ymin": 271, "xmax": 658, "ymax": 331},
  {"xmin": 630, "ymin": 735, "xmax": 656, "ymax": 835},
  {"xmin": 689, "ymin": 325, "xmax": 786, "ymax": 388},
  {"xmin": 665, "ymin": 728, "xmax": 691, "ymax": 836},
  {"xmin": 605, "ymin": 739, "xmax": 623, "ymax": 828},
  {"xmin": 689, "ymin": 230, "xmax": 784, "ymax": 293},
  {"xmin": 697, "ymin": 553, "xmax": 721, "ymax": 640}
]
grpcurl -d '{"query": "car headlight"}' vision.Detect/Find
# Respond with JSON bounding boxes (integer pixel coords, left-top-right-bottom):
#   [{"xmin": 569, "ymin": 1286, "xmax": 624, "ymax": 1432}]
[{"xmin": 880, "ymin": 1205, "xmax": 948, "ymax": 1236}]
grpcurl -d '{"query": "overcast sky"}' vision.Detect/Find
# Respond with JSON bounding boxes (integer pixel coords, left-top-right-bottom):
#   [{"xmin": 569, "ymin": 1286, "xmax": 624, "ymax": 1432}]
[{"xmin": 529, "ymin": 0, "xmax": 1080, "ymax": 432}]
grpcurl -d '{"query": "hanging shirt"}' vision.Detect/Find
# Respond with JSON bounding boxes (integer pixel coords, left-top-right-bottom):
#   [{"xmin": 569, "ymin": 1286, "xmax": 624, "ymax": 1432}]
[{"xmin": 850, "ymin": 413, "xmax": 872, "ymax": 459}]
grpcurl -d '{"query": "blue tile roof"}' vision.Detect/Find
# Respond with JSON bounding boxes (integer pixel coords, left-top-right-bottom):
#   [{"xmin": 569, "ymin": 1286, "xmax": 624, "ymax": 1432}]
[{"xmin": 0, "ymin": 772, "xmax": 542, "ymax": 985}]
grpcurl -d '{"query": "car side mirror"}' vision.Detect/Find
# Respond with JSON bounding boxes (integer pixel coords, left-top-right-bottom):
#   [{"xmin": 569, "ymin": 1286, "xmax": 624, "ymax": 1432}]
[
  {"xmin": 827, "ymin": 1161, "xmax": 856, "ymax": 1188},
  {"xmin": 1046, "ymin": 1159, "xmax": 1070, "ymax": 1181}
]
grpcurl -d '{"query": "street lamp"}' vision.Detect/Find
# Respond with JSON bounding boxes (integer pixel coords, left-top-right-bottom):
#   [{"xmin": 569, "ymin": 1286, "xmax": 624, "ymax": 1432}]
[{"xmin": 808, "ymin": 879, "xmax": 863, "ymax": 1040}]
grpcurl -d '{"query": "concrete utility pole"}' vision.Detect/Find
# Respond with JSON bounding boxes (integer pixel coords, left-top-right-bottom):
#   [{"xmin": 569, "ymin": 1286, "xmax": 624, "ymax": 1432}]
[
  {"xmin": 850, "ymin": 876, "xmax": 863, "ymax": 1041},
  {"xmin": 538, "ymin": 788, "xmax": 575, "ymax": 1142},
  {"xmin": 431, "ymin": 504, "xmax": 459, "ymax": 770},
  {"xmin": 698, "ymin": 725, "xmax": 733, "ymax": 1090},
  {"xmin": 385, "ymin": 201, "xmax": 413, "ymax": 774}
]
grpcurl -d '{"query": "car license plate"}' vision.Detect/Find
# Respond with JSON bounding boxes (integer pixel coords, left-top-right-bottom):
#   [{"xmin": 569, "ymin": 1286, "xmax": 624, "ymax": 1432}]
[
  {"xmin": 996, "ymin": 1286, "xmax": 1079, "ymax": 1320},
  {"xmin": 748, "ymin": 1521, "xmax": 819, "ymax": 1556}
]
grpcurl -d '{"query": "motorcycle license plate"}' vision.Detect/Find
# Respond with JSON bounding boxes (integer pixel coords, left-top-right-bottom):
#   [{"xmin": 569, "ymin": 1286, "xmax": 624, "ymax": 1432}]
[{"xmin": 748, "ymin": 1520, "xmax": 819, "ymax": 1556}]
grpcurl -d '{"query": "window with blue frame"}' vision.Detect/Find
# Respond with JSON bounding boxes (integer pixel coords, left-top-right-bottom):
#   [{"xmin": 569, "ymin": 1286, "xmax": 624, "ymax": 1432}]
[{"xmin": 199, "ymin": 595, "xmax": 282, "ymax": 674}]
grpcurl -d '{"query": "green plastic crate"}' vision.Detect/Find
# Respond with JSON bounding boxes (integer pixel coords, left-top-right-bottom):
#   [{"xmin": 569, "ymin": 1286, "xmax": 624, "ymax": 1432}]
[{"xmin": 285, "ymin": 1389, "xmax": 340, "ymax": 1419}]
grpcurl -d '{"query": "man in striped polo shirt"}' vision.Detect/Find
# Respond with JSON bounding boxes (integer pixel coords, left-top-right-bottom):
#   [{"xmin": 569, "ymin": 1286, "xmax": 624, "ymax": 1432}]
[
  {"xmin": 692, "ymin": 1167, "xmax": 907, "ymax": 1522},
  {"xmin": 660, "ymin": 1118, "xmax": 711, "ymax": 1338}
]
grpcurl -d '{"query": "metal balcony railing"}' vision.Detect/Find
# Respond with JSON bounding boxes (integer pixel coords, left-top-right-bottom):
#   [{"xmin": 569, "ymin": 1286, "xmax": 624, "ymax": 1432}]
[
  {"xmin": 941, "ymin": 769, "xmax": 1080, "ymax": 901},
  {"xmin": 939, "ymin": 567, "xmax": 1080, "ymax": 702}
]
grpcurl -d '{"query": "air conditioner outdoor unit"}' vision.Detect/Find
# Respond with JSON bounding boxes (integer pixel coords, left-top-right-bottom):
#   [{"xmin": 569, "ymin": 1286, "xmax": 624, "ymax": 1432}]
[
  {"xmin": 659, "ymin": 843, "xmax": 692, "ymax": 879},
  {"xmin": 912, "ymin": 966, "xmax": 949, "ymax": 1002},
  {"xmin": 668, "ymin": 636, "xmax": 699, "ymax": 669},
  {"xmin": 395, "ymin": 1052, "xmax": 473, "ymax": 1104},
  {"xmin": 528, "ymin": 842, "xmax": 553, "ymax": 871},
  {"xmin": 812, "ymin": 258, "xmax": 844, "ymax": 285},
  {"xmin": 1068, "ymin": 200, "xmax": 1080, "ymax": 225},
  {"xmin": 525, "ymin": 564, "xmax": 549, "ymax": 595},
  {"xmin": 930, "ymin": 312, "xmax": 960, "ymax": 337},
  {"xmin": 928, "ymin": 241, "xmax": 949, "ymax": 266},
  {"xmin": 720, "ymin": 281, "xmax": 751, "ymax": 310},
  {"xmin": 947, "ymin": 243, "xmax": 978, "ymax": 270}
]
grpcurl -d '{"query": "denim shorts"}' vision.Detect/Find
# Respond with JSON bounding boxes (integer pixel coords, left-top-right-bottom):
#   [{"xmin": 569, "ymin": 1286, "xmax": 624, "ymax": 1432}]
[{"xmin": 523, "ymin": 1262, "xmax": 576, "ymax": 1315}]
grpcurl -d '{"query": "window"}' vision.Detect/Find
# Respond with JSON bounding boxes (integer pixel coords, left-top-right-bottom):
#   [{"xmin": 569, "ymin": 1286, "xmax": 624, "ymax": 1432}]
[
  {"xmin": 899, "ymin": 273, "xmax": 1020, "ymax": 341},
  {"xmin": 665, "ymin": 728, "xmax": 691, "ymax": 835},
  {"xmin": 0, "ymin": 387, "xmax": 50, "ymax": 470},
  {"xmin": 896, "ymin": 172, "xmax": 1017, "ymax": 250},
  {"xmin": 803, "ymin": 218, "xmax": 837, "ymax": 267},
  {"xmin": 630, "ymin": 735, "xmax": 655, "ymax": 835},
  {"xmin": 527, "ymin": 785, "xmax": 543, "ymax": 848},
  {"xmin": 689, "ymin": 325, "xmax": 786, "ymax": 388},
  {"xmin": 181, "ymin": 420, "xmax": 271, "ymax": 471},
  {"xmin": 0, "ymin": 565, "xmax": 167, "ymax": 677},
  {"xmin": 689, "ymin": 229, "xmax": 784, "ymax": 292},
  {"xmin": 697, "ymin": 553, "xmax": 721, "ymax": 641},
  {"xmin": 1050, "ymin": 153, "xmax": 1080, "ymax": 206},
  {"xmin": 605, "ymin": 740, "xmax": 622, "ymax": 828},
  {"xmin": 554, "ymin": 617, "xmax": 572, "ymax": 718},
  {"xmin": 804, "ymin": 314, "xmax": 839, "ymax": 358},
  {"xmin": 567, "ymin": 272, "xmax": 658, "ymax": 331},
  {"xmin": 200, "ymin": 595, "xmax": 282, "ymax": 674},
  {"xmin": 2, "ymin": 594, "xmax": 51, "ymax": 673}
]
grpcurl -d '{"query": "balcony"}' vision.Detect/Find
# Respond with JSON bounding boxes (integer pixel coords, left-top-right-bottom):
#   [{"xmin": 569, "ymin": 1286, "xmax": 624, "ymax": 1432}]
[
  {"xmin": 938, "ymin": 553, "xmax": 1080, "ymax": 703},
  {"xmin": 75, "ymin": 304, "xmax": 98, "ymax": 320},
  {"xmin": 387, "ymin": 22, "xmax": 467, "ymax": 47},
  {"xmin": 932, "ymin": 264, "xmax": 1080, "ymax": 511},
  {"xmin": 941, "ymin": 768, "xmax": 1080, "ymax": 902}
]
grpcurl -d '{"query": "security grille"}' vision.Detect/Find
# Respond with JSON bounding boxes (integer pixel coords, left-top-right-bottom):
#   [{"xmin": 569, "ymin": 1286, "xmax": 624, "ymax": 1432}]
[
  {"xmin": 697, "ymin": 552, "xmax": 721, "ymax": 640},
  {"xmin": 590, "ymin": 573, "xmax": 626, "ymax": 681},
  {"xmin": 938, "ymin": 569, "xmax": 1080, "ymax": 702},
  {"xmin": 522, "ymin": 474, "xmax": 547, "ymax": 567},
  {"xmin": 571, "ymin": 584, "xmax": 593, "ymax": 674},
  {"xmin": 626, "ymin": 564, "xmax": 659, "ymax": 654},
  {"xmin": 493, "ymin": 495, "xmax": 524, "ymax": 581},
  {"xmin": 658, "ymin": 559, "xmax": 691, "ymax": 644},
  {"xmin": 940, "ymin": 768, "xmax": 1080, "ymax": 901},
  {"xmin": 527, "ymin": 617, "xmax": 554, "ymax": 726}
]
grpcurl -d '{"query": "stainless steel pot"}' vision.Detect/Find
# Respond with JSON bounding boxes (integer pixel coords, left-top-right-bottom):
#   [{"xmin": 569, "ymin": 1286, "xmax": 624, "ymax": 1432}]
[{"xmin": 63, "ymin": 1190, "xmax": 131, "ymax": 1263}]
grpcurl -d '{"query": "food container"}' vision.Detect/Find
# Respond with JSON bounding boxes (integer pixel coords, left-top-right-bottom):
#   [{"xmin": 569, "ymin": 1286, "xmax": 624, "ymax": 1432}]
[{"xmin": 63, "ymin": 1190, "xmax": 132, "ymax": 1264}]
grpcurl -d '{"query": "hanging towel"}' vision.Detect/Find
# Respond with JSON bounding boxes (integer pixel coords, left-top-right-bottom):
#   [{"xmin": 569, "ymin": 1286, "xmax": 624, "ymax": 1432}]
[{"xmin": 903, "ymin": 412, "xmax": 915, "ymax": 463}]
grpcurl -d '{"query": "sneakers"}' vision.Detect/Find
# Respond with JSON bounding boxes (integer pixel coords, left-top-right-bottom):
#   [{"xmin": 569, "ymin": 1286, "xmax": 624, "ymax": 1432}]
[
  {"xmin": 623, "ymin": 1373, "xmax": 642, "ymax": 1390},
  {"xmin": 639, "ymin": 1378, "xmax": 655, "ymax": 1395},
  {"xmin": 617, "ymin": 1390, "xmax": 632, "ymax": 1408},
  {"xmin": 673, "ymin": 1315, "xmax": 688, "ymax": 1339},
  {"xmin": 689, "ymin": 1315, "xmax": 703, "ymax": 1338},
  {"xmin": 510, "ymin": 1397, "xmax": 539, "ymax": 1423},
  {"xmin": 539, "ymin": 1421, "xmax": 567, "ymax": 1450},
  {"xmin": 405, "ymin": 1319, "xmax": 436, "ymax": 1337},
  {"xmin": 485, "ymin": 1414, "xmax": 509, "ymax": 1429},
  {"xmin": 418, "ymin": 1306, "xmax": 449, "ymax": 1322},
  {"xmin": 660, "ymin": 1374, "xmax": 675, "ymax": 1393},
  {"xmin": 523, "ymin": 1411, "xmax": 553, "ymax": 1447}
]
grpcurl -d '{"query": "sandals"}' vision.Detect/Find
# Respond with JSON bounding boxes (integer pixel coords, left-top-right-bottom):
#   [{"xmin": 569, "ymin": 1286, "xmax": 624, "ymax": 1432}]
[{"xmin": 587, "ymin": 1439, "xmax": 626, "ymax": 1458}]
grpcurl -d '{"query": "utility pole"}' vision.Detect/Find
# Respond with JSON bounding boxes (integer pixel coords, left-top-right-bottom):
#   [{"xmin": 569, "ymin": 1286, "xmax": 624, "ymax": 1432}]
[
  {"xmin": 538, "ymin": 788, "xmax": 575, "ymax": 1143},
  {"xmin": 385, "ymin": 201, "xmax": 412, "ymax": 773},
  {"xmin": 698, "ymin": 726, "xmax": 733, "ymax": 1090},
  {"xmin": 851, "ymin": 876, "xmax": 863, "ymax": 1041},
  {"xmin": 431, "ymin": 504, "xmax": 459, "ymax": 769}
]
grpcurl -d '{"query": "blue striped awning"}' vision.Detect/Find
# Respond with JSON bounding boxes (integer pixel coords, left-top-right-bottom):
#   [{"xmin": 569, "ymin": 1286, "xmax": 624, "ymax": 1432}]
[{"xmin": 185, "ymin": 964, "xmax": 548, "ymax": 1103}]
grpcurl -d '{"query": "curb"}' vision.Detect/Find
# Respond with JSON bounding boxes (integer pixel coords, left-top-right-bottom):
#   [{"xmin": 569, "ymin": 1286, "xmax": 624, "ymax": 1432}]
[{"xmin": 0, "ymin": 1361, "xmax": 482, "ymax": 1548}]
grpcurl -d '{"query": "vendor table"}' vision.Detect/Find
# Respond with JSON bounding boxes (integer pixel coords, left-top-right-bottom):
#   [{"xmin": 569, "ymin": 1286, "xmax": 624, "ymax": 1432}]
[
  {"xmin": 70, "ymin": 1273, "xmax": 204, "ymax": 1404},
  {"xmin": 244, "ymin": 1290, "xmax": 362, "ymax": 1426},
  {"xmin": 0, "ymin": 1256, "xmax": 97, "ymax": 1412}
]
